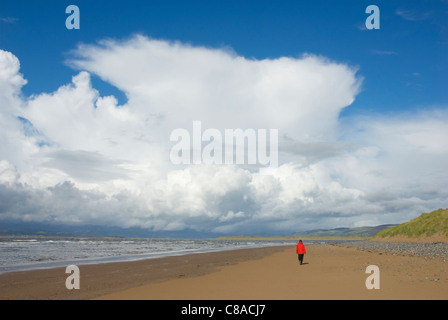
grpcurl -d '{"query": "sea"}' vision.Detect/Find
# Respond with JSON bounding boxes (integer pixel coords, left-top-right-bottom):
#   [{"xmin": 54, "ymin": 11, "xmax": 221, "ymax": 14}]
[{"xmin": 0, "ymin": 236, "xmax": 347, "ymax": 274}]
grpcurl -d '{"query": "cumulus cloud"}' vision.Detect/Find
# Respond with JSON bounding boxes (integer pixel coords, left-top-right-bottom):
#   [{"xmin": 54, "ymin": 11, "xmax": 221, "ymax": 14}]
[
  {"xmin": 0, "ymin": 37, "xmax": 447, "ymax": 235},
  {"xmin": 67, "ymin": 36, "xmax": 361, "ymax": 141}
]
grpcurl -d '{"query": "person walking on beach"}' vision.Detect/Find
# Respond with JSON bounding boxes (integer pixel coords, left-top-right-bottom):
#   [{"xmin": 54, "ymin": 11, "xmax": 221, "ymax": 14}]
[{"xmin": 296, "ymin": 240, "xmax": 306, "ymax": 265}]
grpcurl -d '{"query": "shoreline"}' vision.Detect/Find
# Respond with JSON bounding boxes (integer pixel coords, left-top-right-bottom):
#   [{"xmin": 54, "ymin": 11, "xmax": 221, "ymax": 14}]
[
  {"xmin": 0, "ymin": 244, "xmax": 293, "ymax": 275},
  {"xmin": 0, "ymin": 238, "xmax": 351, "ymax": 275},
  {"xmin": 0, "ymin": 245, "xmax": 288, "ymax": 300},
  {"xmin": 1, "ymin": 242, "xmax": 447, "ymax": 300}
]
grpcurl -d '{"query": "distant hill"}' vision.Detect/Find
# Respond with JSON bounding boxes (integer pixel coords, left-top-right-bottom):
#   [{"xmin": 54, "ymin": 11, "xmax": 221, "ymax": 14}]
[
  {"xmin": 293, "ymin": 224, "xmax": 395, "ymax": 238},
  {"xmin": 0, "ymin": 221, "xmax": 217, "ymax": 239},
  {"xmin": 374, "ymin": 208, "xmax": 448, "ymax": 240}
]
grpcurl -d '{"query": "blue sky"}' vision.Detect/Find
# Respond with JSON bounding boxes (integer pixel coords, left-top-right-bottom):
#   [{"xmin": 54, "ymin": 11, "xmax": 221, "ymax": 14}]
[
  {"xmin": 0, "ymin": 1, "xmax": 447, "ymax": 236},
  {"xmin": 1, "ymin": 0, "xmax": 446, "ymax": 113}
]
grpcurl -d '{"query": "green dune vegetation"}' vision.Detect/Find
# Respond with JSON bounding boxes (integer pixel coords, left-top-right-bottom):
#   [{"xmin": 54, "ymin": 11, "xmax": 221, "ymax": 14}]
[{"xmin": 374, "ymin": 208, "xmax": 448, "ymax": 242}]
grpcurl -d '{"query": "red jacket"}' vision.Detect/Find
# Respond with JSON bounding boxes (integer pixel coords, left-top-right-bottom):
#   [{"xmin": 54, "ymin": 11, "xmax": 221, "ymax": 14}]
[{"xmin": 296, "ymin": 242, "xmax": 306, "ymax": 254}]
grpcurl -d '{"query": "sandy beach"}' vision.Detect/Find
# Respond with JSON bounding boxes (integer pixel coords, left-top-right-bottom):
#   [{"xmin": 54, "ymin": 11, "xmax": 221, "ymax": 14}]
[{"xmin": 0, "ymin": 244, "xmax": 447, "ymax": 300}]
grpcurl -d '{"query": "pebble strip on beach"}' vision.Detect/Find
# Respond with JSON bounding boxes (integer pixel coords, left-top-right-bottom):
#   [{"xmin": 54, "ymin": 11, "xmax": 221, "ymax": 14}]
[{"xmin": 333, "ymin": 240, "xmax": 448, "ymax": 259}]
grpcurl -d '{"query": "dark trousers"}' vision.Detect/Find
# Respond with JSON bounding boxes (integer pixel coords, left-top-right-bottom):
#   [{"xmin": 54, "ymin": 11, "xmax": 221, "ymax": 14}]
[{"xmin": 298, "ymin": 254, "xmax": 304, "ymax": 264}]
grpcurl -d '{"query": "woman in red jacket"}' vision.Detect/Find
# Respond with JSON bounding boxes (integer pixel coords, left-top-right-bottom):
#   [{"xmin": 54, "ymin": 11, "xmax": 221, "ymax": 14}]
[{"xmin": 296, "ymin": 240, "xmax": 306, "ymax": 265}]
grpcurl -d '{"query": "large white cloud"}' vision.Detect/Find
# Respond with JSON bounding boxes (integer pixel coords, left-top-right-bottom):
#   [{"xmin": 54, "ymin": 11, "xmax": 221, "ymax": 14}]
[
  {"xmin": 68, "ymin": 36, "xmax": 361, "ymax": 141},
  {"xmin": 0, "ymin": 37, "xmax": 447, "ymax": 235}
]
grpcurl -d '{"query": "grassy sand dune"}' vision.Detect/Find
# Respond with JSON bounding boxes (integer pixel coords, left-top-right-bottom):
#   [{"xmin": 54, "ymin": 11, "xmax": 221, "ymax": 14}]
[{"xmin": 374, "ymin": 208, "xmax": 448, "ymax": 242}]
